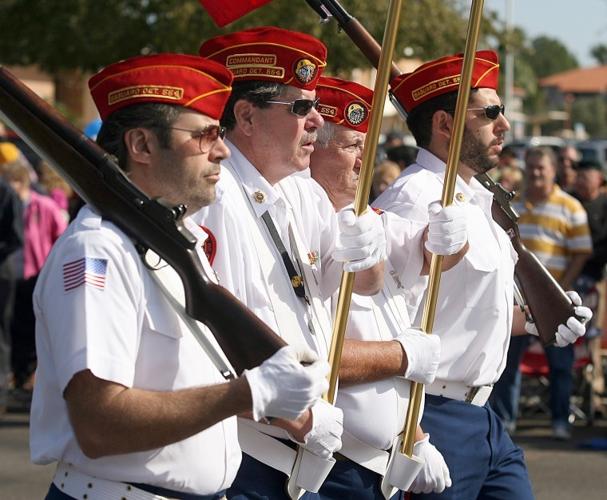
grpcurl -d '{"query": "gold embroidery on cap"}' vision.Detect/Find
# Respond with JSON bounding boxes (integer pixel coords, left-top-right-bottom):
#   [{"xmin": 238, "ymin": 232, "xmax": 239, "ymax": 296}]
[
  {"xmin": 231, "ymin": 67, "xmax": 285, "ymax": 79},
  {"xmin": 225, "ymin": 52, "xmax": 285, "ymax": 80},
  {"xmin": 226, "ymin": 53, "xmax": 277, "ymax": 67},
  {"xmin": 318, "ymin": 104, "xmax": 338, "ymax": 118},
  {"xmin": 412, "ymin": 75, "xmax": 460, "ymax": 102},
  {"xmin": 108, "ymin": 85, "xmax": 184, "ymax": 106}
]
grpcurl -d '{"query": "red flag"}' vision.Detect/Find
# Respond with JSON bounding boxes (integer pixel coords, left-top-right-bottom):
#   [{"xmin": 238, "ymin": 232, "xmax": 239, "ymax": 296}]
[{"xmin": 199, "ymin": 0, "xmax": 273, "ymax": 27}]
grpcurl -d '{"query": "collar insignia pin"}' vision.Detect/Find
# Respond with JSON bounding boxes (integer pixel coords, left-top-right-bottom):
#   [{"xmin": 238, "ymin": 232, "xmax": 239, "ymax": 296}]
[
  {"xmin": 307, "ymin": 250, "xmax": 318, "ymax": 265},
  {"xmin": 253, "ymin": 191, "xmax": 266, "ymax": 203},
  {"xmin": 455, "ymin": 192, "xmax": 466, "ymax": 202}
]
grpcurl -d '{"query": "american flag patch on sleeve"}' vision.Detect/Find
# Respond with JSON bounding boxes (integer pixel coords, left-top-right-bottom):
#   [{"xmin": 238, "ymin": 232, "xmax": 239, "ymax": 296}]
[{"xmin": 63, "ymin": 257, "xmax": 108, "ymax": 292}]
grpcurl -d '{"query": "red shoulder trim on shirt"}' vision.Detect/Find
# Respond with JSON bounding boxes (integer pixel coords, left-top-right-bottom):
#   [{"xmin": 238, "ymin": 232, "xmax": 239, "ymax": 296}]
[{"xmin": 199, "ymin": 225, "xmax": 217, "ymax": 266}]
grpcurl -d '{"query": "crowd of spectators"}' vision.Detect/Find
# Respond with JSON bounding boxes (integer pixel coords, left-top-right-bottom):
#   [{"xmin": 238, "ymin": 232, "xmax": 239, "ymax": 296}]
[
  {"xmin": 0, "ymin": 137, "xmax": 70, "ymax": 413},
  {"xmin": 490, "ymin": 142, "xmax": 607, "ymax": 440}
]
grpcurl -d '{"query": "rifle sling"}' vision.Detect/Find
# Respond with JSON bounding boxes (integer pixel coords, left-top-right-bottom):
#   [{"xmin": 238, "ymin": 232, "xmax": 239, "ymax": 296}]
[{"xmin": 260, "ymin": 211, "xmax": 307, "ymax": 299}]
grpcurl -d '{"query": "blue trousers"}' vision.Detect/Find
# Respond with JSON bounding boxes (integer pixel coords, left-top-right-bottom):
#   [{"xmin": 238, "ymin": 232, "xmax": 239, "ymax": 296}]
[
  {"xmin": 490, "ymin": 336, "xmax": 530, "ymax": 427},
  {"xmin": 228, "ymin": 452, "xmax": 403, "ymax": 500},
  {"xmin": 412, "ymin": 395, "xmax": 534, "ymax": 500},
  {"xmin": 492, "ymin": 337, "xmax": 574, "ymax": 427}
]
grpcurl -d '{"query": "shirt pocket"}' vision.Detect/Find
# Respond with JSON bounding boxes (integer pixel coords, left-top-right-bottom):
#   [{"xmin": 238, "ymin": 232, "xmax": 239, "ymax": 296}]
[
  {"xmin": 135, "ymin": 286, "xmax": 186, "ymax": 388},
  {"xmin": 463, "ymin": 242, "xmax": 500, "ymax": 311}
]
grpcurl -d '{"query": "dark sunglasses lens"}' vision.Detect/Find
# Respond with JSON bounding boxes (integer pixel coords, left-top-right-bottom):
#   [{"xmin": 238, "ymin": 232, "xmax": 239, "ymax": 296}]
[
  {"xmin": 291, "ymin": 99, "xmax": 315, "ymax": 116},
  {"xmin": 485, "ymin": 104, "xmax": 504, "ymax": 120},
  {"xmin": 292, "ymin": 98, "xmax": 320, "ymax": 117}
]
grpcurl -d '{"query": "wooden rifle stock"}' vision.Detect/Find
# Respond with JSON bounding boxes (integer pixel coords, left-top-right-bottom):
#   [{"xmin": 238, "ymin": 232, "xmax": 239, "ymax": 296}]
[
  {"xmin": 476, "ymin": 174, "xmax": 573, "ymax": 346},
  {"xmin": 0, "ymin": 66, "xmax": 286, "ymax": 374},
  {"xmin": 305, "ymin": 0, "xmax": 401, "ymax": 80}
]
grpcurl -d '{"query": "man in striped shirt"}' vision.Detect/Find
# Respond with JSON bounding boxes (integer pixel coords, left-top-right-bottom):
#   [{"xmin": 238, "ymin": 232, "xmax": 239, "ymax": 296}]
[{"xmin": 492, "ymin": 146, "xmax": 592, "ymax": 439}]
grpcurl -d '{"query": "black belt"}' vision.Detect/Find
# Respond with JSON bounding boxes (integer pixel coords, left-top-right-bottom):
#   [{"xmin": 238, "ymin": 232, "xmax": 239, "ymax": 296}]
[{"xmin": 129, "ymin": 483, "xmax": 226, "ymax": 499}]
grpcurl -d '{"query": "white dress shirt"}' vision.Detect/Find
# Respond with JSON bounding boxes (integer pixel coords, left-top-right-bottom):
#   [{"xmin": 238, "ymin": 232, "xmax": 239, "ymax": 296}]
[
  {"xmin": 375, "ymin": 149, "xmax": 517, "ymax": 386},
  {"xmin": 193, "ymin": 141, "xmax": 340, "ymax": 440},
  {"xmin": 30, "ymin": 206, "xmax": 241, "ymax": 495}
]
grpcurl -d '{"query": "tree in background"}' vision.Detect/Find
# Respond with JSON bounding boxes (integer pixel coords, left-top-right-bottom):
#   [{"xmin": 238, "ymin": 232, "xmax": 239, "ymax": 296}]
[
  {"xmin": 572, "ymin": 96, "xmax": 607, "ymax": 138},
  {"xmin": 0, "ymin": 0, "xmax": 594, "ymax": 136},
  {"xmin": 526, "ymin": 36, "xmax": 579, "ymax": 79},
  {"xmin": 590, "ymin": 44, "xmax": 607, "ymax": 65},
  {"xmin": 0, "ymin": 0, "xmax": 473, "ymax": 75},
  {"xmin": 0, "ymin": 0, "xmax": 476, "ymax": 121}
]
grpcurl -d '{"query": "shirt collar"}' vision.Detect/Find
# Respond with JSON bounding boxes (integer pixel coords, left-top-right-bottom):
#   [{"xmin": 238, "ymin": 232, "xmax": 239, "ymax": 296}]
[
  {"xmin": 416, "ymin": 148, "xmax": 482, "ymax": 206},
  {"xmin": 225, "ymin": 139, "xmax": 286, "ymax": 218}
]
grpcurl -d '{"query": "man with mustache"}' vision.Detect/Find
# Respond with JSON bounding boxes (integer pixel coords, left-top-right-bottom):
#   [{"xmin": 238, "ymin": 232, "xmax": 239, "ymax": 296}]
[
  {"xmin": 491, "ymin": 147, "xmax": 593, "ymax": 441},
  {"xmin": 29, "ymin": 53, "xmax": 329, "ymax": 500},
  {"xmin": 194, "ymin": 27, "xmax": 387, "ymax": 498},
  {"xmin": 375, "ymin": 51, "xmax": 591, "ymax": 499}
]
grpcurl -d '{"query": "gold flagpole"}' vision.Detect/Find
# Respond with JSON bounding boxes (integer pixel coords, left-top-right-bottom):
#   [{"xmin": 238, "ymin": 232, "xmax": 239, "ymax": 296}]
[
  {"xmin": 401, "ymin": 0, "xmax": 486, "ymax": 455},
  {"xmin": 326, "ymin": 0, "xmax": 403, "ymax": 404}
]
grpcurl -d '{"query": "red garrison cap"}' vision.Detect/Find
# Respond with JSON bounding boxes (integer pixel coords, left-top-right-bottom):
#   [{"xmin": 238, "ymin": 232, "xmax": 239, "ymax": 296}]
[
  {"xmin": 199, "ymin": 26, "xmax": 327, "ymax": 90},
  {"xmin": 390, "ymin": 50, "xmax": 499, "ymax": 113},
  {"xmin": 316, "ymin": 77, "xmax": 373, "ymax": 133},
  {"xmin": 89, "ymin": 53, "xmax": 234, "ymax": 120}
]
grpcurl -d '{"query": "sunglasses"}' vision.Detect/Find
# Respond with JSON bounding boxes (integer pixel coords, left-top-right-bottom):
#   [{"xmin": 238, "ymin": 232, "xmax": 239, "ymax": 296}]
[
  {"xmin": 467, "ymin": 104, "xmax": 505, "ymax": 120},
  {"xmin": 265, "ymin": 97, "xmax": 320, "ymax": 117},
  {"xmin": 167, "ymin": 124, "xmax": 226, "ymax": 153}
]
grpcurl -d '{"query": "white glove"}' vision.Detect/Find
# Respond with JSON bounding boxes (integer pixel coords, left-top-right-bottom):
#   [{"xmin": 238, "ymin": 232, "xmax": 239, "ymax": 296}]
[
  {"xmin": 334, "ymin": 205, "xmax": 387, "ymax": 272},
  {"xmin": 409, "ymin": 434, "xmax": 452, "ymax": 494},
  {"xmin": 395, "ymin": 328, "xmax": 441, "ymax": 385},
  {"xmin": 425, "ymin": 201, "xmax": 468, "ymax": 256},
  {"xmin": 243, "ymin": 346, "xmax": 329, "ymax": 421},
  {"xmin": 525, "ymin": 291, "xmax": 593, "ymax": 347},
  {"xmin": 294, "ymin": 399, "xmax": 344, "ymax": 459}
]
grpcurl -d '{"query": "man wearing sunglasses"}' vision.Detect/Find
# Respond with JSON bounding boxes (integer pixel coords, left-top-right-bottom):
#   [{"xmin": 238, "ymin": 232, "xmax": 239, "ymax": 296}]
[
  {"xmin": 306, "ymin": 76, "xmax": 456, "ymax": 499},
  {"xmin": 373, "ymin": 51, "xmax": 591, "ymax": 499},
  {"xmin": 30, "ymin": 53, "xmax": 331, "ymax": 500},
  {"xmin": 195, "ymin": 27, "xmax": 387, "ymax": 498}
]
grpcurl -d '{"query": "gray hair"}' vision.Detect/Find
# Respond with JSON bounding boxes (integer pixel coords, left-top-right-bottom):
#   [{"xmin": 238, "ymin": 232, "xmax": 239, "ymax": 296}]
[
  {"xmin": 315, "ymin": 121, "xmax": 339, "ymax": 148},
  {"xmin": 221, "ymin": 81, "xmax": 286, "ymax": 130}
]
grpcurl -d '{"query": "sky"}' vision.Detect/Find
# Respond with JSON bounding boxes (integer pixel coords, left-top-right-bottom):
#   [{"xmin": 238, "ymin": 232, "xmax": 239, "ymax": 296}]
[{"xmin": 484, "ymin": 0, "xmax": 607, "ymax": 67}]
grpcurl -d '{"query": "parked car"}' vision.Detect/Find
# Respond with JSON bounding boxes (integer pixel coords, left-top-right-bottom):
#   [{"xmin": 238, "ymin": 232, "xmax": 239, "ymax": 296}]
[
  {"xmin": 505, "ymin": 136, "xmax": 566, "ymax": 163},
  {"xmin": 576, "ymin": 139, "xmax": 607, "ymax": 173}
]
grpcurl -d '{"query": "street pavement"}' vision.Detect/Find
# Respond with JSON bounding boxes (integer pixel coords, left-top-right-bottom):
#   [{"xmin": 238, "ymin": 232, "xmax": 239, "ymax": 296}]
[{"xmin": 1, "ymin": 410, "xmax": 606, "ymax": 499}]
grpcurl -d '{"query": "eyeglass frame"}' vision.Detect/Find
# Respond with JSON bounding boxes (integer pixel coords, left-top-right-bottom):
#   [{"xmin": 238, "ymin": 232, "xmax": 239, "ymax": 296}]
[
  {"xmin": 164, "ymin": 124, "xmax": 226, "ymax": 153},
  {"xmin": 265, "ymin": 97, "xmax": 321, "ymax": 117},
  {"xmin": 467, "ymin": 104, "xmax": 505, "ymax": 120}
]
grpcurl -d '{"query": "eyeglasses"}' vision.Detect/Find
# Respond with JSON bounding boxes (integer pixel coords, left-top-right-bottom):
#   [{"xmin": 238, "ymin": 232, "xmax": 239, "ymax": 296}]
[
  {"xmin": 166, "ymin": 124, "xmax": 226, "ymax": 153},
  {"xmin": 265, "ymin": 97, "xmax": 320, "ymax": 117},
  {"xmin": 467, "ymin": 104, "xmax": 505, "ymax": 120}
]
